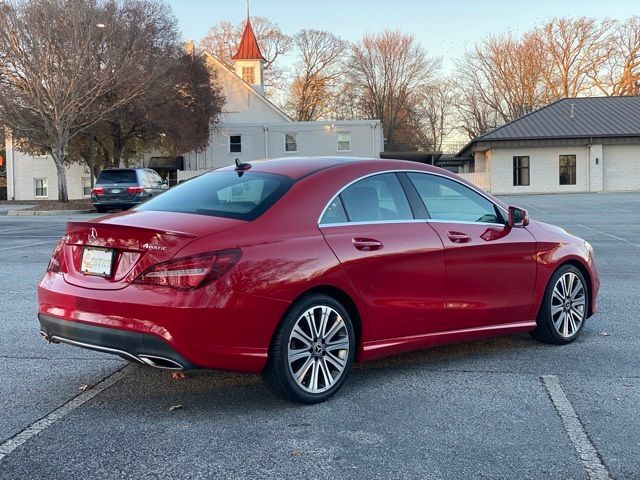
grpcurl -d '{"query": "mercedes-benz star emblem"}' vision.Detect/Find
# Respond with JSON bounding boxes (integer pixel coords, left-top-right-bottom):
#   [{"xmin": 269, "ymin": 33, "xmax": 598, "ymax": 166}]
[{"xmin": 88, "ymin": 228, "xmax": 98, "ymax": 245}]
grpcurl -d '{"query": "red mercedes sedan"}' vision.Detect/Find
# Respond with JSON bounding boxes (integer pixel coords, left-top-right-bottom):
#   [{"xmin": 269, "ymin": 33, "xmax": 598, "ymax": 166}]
[{"xmin": 38, "ymin": 157, "xmax": 599, "ymax": 403}]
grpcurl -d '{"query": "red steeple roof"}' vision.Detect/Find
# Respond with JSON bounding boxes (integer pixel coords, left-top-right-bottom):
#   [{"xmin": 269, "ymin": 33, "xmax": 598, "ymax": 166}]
[{"xmin": 231, "ymin": 18, "xmax": 266, "ymax": 62}]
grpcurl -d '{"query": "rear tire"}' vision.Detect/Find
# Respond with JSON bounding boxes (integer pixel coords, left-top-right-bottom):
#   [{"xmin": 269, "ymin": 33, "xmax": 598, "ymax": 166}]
[
  {"xmin": 262, "ymin": 294, "xmax": 355, "ymax": 403},
  {"xmin": 95, "ymin": 206, "xmax": 107, "ymax": 213},
  {"xmin": 531, "ymin": 264, "xmax": 588, "ymax": 344}
]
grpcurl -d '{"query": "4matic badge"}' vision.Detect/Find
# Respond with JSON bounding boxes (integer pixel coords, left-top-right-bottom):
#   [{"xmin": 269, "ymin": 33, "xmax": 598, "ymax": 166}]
[{"xmin": 142, "ymin": 243, "xmax": 167, "ymax": 251}]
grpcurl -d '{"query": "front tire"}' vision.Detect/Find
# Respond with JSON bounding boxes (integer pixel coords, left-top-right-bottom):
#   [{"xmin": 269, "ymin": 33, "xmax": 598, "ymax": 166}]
[
  {"xmin": 262, "ymin": 294, "xmax": 355, "ymax": 403},
  {"xmin": 531, "ymin": 264, "xmax": 588, "ymax": 344}
]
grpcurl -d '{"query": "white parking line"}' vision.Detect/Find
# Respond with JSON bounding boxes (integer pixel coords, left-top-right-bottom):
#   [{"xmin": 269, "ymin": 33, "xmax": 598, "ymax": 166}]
[
  {"xmin": 0, "ymin": 224, "xmax": 56, "ymax": 234},
  {"xmin": 577, "ymin": 224, "xmax": 640, "ymax": 249},
  {"xmin": 521, "ymin": 204, "xmax": 547, "ymax": 214},
  {"xmin": 0, "ymin": 365, "xmax": 133, "ymax": 462},
  {"xmin": 0, "ymin": 240, "xmax": 58, "ymax": 251},
  {"xmin": 541, "ymin": 375, "xmax": 612, "ymax": 480}
]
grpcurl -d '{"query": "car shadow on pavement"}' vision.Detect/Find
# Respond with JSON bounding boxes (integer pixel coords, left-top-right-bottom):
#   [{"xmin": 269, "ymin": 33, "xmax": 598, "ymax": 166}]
[{"xmin": 104, "ymin": 332, "xmax": 569, "ymax": 412}]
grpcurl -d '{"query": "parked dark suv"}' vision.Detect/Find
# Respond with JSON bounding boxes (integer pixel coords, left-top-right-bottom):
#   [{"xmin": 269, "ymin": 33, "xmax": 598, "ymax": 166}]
[{"xmin": 92, "ymin": 168, "xmax": 168, "ymax": 212}]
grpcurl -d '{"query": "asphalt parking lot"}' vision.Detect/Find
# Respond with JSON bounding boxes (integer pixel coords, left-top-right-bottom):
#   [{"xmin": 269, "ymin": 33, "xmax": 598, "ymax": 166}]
[{"xmin": 0, "ymin": 192, "xmax": 638, "ymax": 480}]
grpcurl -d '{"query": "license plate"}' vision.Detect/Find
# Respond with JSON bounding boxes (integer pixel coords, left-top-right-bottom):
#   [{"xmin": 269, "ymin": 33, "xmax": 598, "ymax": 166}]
[
  {"xmin": 110, "ymin": 189, "xmax": 121, "ymax": 194},
  {"xmin": 81, "ymin": 247, "xmax": 114, "ymax": 277}
]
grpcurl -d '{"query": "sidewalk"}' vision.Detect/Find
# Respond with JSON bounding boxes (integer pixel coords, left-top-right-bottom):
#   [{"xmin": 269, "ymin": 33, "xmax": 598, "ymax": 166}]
[{"xmin": 6, "ymin": 209, "xmax": 94, "ymax": 216}]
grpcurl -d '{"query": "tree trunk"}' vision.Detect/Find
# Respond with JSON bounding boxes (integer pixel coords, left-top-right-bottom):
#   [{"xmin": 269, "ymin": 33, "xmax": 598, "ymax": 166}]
[
  {"xmin": 112, "ymin": 124, "xmax": 125, "ymax": 167},
  {"xmin": 50, "ymin": 140, "xmax": 69, "ymax": 202}
]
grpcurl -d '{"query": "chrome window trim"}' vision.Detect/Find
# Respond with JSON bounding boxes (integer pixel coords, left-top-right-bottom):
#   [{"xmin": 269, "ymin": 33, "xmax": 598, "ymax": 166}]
[
  {"xmin": 319, "ymin": 219, "xmax": 507, "ymax": 229},
  {"xmin": 317, "ymin": 169, "xmax": 508, "ymax": 226},
  {"xmin": 319, "ymin": 219, "xmax": 427, "ymax": 228},
  {"xmin": 425, "ymin": 219, "xmax": 506, "ymax": 227}
]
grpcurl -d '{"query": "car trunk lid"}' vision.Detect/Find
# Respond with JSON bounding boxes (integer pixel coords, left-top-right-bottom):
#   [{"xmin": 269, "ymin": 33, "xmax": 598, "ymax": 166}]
[{"xmin": 61, "ymin": 210, "xmax": 245, "ymax": 290}]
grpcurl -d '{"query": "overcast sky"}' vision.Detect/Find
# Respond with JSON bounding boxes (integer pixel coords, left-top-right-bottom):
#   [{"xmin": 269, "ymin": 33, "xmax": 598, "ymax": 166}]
[{"xmin": 166, "ymin": 0, "xmax": 638, "ymax": 71}]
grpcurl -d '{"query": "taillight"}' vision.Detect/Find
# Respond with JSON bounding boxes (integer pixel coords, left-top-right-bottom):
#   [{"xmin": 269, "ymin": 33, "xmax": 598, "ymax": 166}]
[
  {"xmin": 47, "ymin": 240, "xmax": 65, "ymax": 273},
  {"xmin": 92, "ymin": 187, "xmax": 104, "ymax": 195},
  {"xmin": 134, "ymin": 249, "xmax": 241, "ymax": 290},
  {"xmin": 128, "ymin": 186, "xmax": 144, "ymax": 194}
]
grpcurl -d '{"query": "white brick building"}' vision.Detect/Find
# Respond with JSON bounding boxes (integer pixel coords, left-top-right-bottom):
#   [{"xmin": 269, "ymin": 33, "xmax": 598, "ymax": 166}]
[
  {"xmin": 5, "ymin": 15, "xmax": 383, "ymax": 201},
  {"xmin": 459, "ymin": 97, "xmax": 640, "ymax": 194}
]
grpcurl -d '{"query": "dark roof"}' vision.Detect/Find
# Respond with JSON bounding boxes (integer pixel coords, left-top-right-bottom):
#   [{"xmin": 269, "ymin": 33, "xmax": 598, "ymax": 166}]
[{"xmin": 459, "ymin": 96, "xmax": 640, "ymax": 155}]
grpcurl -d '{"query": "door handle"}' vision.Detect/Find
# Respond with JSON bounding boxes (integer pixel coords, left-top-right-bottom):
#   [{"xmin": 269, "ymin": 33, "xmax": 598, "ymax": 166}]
[
  {"xmin": 446, "ymin": 231, "xmax": 471, "ymax": 243},
  {"xmin": 352, "ymin": 237, "xmax": 383, "ymax": 251}
]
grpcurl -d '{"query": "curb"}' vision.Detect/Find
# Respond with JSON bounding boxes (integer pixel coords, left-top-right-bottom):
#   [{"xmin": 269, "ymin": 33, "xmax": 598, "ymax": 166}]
[{"xmin": 7, "ymin": 209, "xmax": 95, "ymax": 216}]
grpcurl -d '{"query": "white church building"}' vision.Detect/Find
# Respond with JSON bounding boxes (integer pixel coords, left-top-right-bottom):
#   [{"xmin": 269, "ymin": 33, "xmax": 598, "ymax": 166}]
[{"xmin": 5, "ymin": 16, "xmax": 383, "ymax": 201}]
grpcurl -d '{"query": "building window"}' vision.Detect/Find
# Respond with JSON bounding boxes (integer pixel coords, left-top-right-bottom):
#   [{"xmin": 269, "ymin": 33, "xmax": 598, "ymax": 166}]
[
  {"xmin": 241, "ymin": 66, "xmax": 255, "ymax": 84},
  {"xmin": 229, "ymin": 135, "xmax": 242, "ymax": 153},
  {"xmin": 34, "ymin": 178, "xmax": 48, "ymax": 197},
  {"xmin": 337, "ymin": 132, "xmax": 351, "ymax": 152},
  {"xmin": 82, "ymin": 177, "xmax": 92, "ymax": 196},
  {"xmin": 559, "ymin": 155, "xmax": 576, "ymax": 185},
  {"xmin": 284, "ymin": 133, "xmax": 297, "ymax": 153},
  {"xmin": 513, "ymin": 156, "xmax": 530, "ymax": 186}
]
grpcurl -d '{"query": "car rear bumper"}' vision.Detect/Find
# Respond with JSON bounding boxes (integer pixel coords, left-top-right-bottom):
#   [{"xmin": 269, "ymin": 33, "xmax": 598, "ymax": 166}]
[
  {"xmin": 92, "ymin": 200, "xmax": 141, "ymax": 209},
  {"xmin": 38, "ymin": 272, "xmax": 291, "ymax": 373},
  {"xmin": 39, "ymin": 313, "xmax": 196, "ymax": 370}
]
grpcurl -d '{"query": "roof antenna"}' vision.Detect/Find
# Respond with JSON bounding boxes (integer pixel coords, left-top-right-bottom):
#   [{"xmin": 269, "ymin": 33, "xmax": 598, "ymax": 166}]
[
  {"xmin": 570, "ymin": 102, "xmax": 575, "ymax": 119},
  {"xmin": 234, "ymin": 157, "xmax": 252, "ymax": 176}
]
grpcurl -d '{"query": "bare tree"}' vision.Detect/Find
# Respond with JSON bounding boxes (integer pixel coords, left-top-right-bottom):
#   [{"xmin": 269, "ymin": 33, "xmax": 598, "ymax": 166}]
[
  {"xmin": 285, "ymin": 29, "xmax": 347, "ymax": 121},
  {"xmin": 452, "ymin": 80, "xmax": 501, "ymax": 141},
  {"xmin": 414, "ymin": 80, "xmax": 455, "ymax": 151},
  {"xmin": 595, "ymin": 16, "xmax": 640, "ymax": 95},
  {"xmin": 199, "ymin": 16, "xmax": 292, "ymax": 95},
  {"xmin": 347, "ymin": 30, "xmax": 441, "ymax": 150},
  {"xmin": 533, "ymin": 17, "xmax": 614, "ymax": 100},
  {"xmin": 458, "ymin": 33, "xmax": 546, "ymax": 125},
  {"xmin": 0, "ymin": 0, "xmax": 179, "ymax": 201}
]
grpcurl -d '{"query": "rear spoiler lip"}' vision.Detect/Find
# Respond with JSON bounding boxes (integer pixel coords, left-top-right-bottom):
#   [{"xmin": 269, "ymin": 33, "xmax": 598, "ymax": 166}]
[{"xmin": 65, "ymin": 221, "xmax": 198, "ymax": 239}]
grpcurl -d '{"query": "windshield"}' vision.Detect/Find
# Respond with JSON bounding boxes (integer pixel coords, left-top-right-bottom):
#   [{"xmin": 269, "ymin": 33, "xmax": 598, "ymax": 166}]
[{"xmin": 136, "ymin": 171, "xmax": 293, "ymax": 221}]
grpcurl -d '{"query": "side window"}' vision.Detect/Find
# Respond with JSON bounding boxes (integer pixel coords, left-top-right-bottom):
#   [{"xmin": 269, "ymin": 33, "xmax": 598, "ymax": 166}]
[
  {"xmin": 149, "ymin": 170, "xmax": 162, "ymax": 184},
  {"xmin": 407, "ymin": 173, "xmax": 503, "ymax": 224},
  {"xmin": 339, "ymin": 173, "xmax": 413, "ymax": 222},
  {"xmin": 139, "ymin": 171, "xmax": 152, "ymax": 187},
  {"xmin": 319, "ymin": 196, "xmax": 348, "ymax": 224}
]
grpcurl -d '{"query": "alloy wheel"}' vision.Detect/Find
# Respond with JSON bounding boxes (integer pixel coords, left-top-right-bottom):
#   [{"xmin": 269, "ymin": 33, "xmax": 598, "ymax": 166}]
[
  {"xmin": 287, "ymin": 305, "xmax": 350, "ymax": 394},
  {"xmin": 551, "ymin": 272, "xmax": 586, "ymax": 339}
]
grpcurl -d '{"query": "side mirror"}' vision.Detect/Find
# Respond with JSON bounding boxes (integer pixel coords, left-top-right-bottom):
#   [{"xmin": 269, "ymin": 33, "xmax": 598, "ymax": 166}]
[{"xmin": 508, "ymin": 206, "xmax": 529, "ymax": 227}]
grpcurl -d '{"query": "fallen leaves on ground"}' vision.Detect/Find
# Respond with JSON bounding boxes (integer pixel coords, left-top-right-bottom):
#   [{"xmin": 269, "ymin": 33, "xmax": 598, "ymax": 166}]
[
  {"xmin": 600, "ymin": 332, "xmax": 610, "ymax": 336},
  {"xmin": 172, "ymin": 372, "xmax": 186, "ymax": 380},
  {"xmin": 169, "ymin": 404, "xmax": 183, "ymax": 411},
  {"xmin": 79, "ymin": 384, "xmax": 90, "ymax": 392},
  {"xmin": 291, "ymin": 450, "xmax": 303, "ymax": 457}
]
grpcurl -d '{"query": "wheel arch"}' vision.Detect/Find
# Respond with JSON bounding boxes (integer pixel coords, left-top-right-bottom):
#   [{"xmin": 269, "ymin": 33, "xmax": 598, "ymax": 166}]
[
  {"xmin": 562, "ymin": 259, "xmax": 594, "ymax": 318},
  {"xmin": 537, "ymin": 259, "xmax": 594, "ymax": 319},
  {"xmin": 270, "ymin": 285, "xmax": 364, "ymax": 357}
]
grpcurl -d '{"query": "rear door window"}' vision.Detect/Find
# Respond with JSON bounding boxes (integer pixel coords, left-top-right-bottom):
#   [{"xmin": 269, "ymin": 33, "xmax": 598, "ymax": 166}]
[
  {"xmin": 97, "ymin": 170, "xmax": 138, "ymax": 185},
  {"xmin": 336, "ymin": 173, "xmax": 413, "ymax": 223},
  {"xmin": 136, "ymin": 171, "xmax": 293, "ymax": 221}
]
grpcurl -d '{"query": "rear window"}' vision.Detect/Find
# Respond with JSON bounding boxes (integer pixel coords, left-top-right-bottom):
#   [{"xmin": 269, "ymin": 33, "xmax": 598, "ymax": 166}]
[
  {"xmin": 97, "ymin": 170, "xmax": 138, "ymax": 184},
  {"xmin": 136, "ymin": 171, "xmax": 293, "ymax": 220}
]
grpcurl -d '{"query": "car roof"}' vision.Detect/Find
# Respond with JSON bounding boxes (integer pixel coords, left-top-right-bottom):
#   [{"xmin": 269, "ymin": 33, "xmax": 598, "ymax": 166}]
[
  {"xmin": 216, "ymin": 156, "xmax": 444, "ymax": 180},
  {"xmin": 102, "ymin": 167, "xmax": 144, "ymax": 171}
]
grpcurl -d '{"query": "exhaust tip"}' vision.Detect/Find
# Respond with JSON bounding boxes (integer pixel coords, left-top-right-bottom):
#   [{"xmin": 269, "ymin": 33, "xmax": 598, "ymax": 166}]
[
  {"xmin": 40, "ymin": 331, "xmax": 51, "ymax": 343},
  {"xmin": 138, "ymin": 354, "xmax": 184, "ymax": 370}
]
